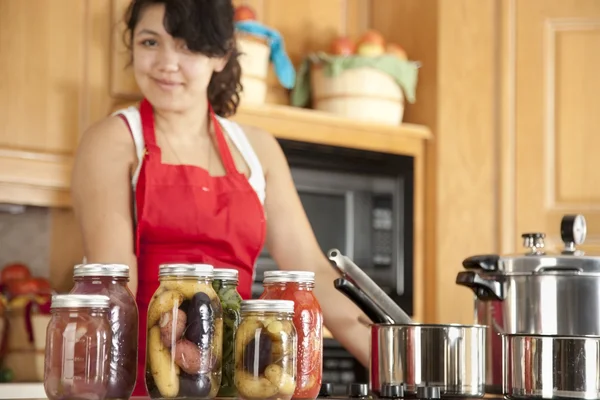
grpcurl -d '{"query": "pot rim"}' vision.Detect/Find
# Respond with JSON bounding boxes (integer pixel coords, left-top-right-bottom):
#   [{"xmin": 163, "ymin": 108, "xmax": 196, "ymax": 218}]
[
  {"xmin": 371, "ymin": 322, "xmax": 488, "ymax": 329},
  {"xmin": 501, "ymin": 332, "xmax": 600, "ymax": 339}
]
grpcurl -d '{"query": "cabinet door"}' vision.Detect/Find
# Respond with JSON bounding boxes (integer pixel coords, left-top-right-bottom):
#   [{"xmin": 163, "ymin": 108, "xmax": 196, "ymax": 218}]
[
  {"xmin": 508, "ymin": 0, "xmax": 600, "ymax": 252},
  {"xmin": 0, "ymin": 0, "xmax": 86, "ymax": 206}
]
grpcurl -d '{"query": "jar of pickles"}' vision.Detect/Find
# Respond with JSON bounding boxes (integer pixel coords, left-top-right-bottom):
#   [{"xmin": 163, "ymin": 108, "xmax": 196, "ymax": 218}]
[
  {"xmin": 145, "ymin": 263, "xmax": 223, "ymax": 399},
  {"xmin": 70, "ymin": 263, "xmax": 138, "ymax": 400},
  {"xmin": 212, "ymin": 268, "xmax": 242, "ymax": 397},
  {"xmin": 44, "ymin": 294, "xmax": 112, "ymax": 400},
  {"xmin": 260, "ymin": 271, "xmax": 323, "ymax": 400},
  {"xmin": 235, "ymin": 299, "xmax": 297, "ymax": 400}
]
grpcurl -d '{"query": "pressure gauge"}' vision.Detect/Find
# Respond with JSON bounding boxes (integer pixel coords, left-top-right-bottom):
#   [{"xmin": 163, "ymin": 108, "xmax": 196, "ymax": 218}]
[{"xmin": 561, "ymin": 214, "xmax": 587, "ymax": 249}]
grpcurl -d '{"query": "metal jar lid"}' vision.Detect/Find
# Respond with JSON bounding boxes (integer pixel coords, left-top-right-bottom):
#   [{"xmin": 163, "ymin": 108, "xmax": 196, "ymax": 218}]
[
  {"xmin": 213, "ymin": 268, "xmax": 239, "ymax": 283},
  {"xmin": 51, "ymin": 294, "xmax": 110, "ymax": 309},
  {"xmin": 241, "ymin": 299, "xmax": 295, "ymax": 314},
  {"xmin": 263, "ymin": 270, "xmax": 315, "ymax": 284},
  {"xmin": 73, "ymin": 263, "xmax": 130, "ymax": 278},
  {"xmin": 158, "ymin": 263, "xmax": 214, "ymax": 278}
]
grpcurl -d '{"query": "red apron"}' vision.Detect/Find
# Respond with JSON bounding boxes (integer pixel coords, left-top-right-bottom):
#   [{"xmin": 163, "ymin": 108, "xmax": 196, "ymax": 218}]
[{"xmin": 131, "ymin": 98, "xmax": 266, "ymax": 396}]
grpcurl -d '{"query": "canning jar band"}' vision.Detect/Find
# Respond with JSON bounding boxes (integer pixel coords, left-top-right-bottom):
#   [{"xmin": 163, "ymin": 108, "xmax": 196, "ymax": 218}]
[
  {"xmin": 51, "ymin": 294, "xmax": 111, "ymax": 309},
  {"xmin": 213, "ymin": 268, "xmax": 239, "ymax": 283},
  {"xmin": 73, "ymin": 263, "xmax": 130, "ymax": 278},
  {"xmin": 241, "ymin": 299, "xmax": 295, "ymax": 313},
  {"xmin": 263, "ymin": 270, "xmax": 315, "ymax": 284},
  {"xmin": 158, "ymin": 263, "xmax": 214, "ymax": 278}
]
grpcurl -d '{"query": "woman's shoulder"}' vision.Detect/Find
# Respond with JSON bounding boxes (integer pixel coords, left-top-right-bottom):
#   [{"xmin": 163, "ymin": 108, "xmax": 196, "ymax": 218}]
[
  {"xmin": 75, "ymin": 112, "xmax": 137, "ymax": 165},
  {"xmin": 234, "ymin": 122, "xmax": 284, "ymax": 170}
]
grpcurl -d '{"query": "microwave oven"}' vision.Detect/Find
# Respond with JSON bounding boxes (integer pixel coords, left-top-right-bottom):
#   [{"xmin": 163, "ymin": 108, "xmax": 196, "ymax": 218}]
[{"xmin": 252, "ymin": 139, "xmax": 414, "ymax": 316}]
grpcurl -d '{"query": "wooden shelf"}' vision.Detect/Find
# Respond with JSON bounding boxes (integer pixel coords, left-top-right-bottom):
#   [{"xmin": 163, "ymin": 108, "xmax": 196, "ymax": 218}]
[{"xmin": 233, "ymin": 103, "xmax": 432, "ymax": 157}]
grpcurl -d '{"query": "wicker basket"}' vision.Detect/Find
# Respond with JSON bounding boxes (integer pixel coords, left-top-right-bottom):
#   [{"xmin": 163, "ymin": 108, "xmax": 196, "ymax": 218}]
[
  {"xmin": 236, "ymin": 33, "xmax": 270, "ymax": 106},
  {"xmin": 310, "ymin": 64, "xmax": 405, "ymax": 125}
]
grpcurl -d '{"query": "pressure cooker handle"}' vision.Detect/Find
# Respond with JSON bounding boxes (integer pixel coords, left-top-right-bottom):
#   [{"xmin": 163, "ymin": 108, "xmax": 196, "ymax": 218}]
[
  {"xmin": 455, "ymin": 271, "xmax": 504, "ymax": 301},
  {"xmin": 462, "ymin": 254, "xmax": 500, "ymax": 271},
  {"xmin": 334, "ymin": 278, "xmax": 395, "ymax": 324}
]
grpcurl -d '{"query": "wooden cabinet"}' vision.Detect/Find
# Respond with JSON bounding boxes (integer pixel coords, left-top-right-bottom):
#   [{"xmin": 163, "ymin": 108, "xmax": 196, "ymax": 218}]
[
  {"xmin": 0, "ymin": 0, "xmax": 113, "ymax": 207},
  {"xmin": 370, "ymin": 0, "xmax": 600, "ymax": 324}
]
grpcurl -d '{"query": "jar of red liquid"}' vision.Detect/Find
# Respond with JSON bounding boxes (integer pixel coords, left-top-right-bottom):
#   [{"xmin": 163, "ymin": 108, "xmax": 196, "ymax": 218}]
[
  {"xmin": 44, "ymin": 294, "xmax": 112, "ymax": 400},
  {"xmin": 260, "ymin": 271, "xmax": 323, "ymax": 399},
  {"xmin": 70, "ymin": 263, "xmax": 139, "ymax": 400}
]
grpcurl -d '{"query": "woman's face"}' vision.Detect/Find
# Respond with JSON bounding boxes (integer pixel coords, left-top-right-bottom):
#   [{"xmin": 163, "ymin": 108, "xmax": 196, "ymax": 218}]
[{"xmin": 132, "ymin": 4, "xmax": 227, "ymax": 112}]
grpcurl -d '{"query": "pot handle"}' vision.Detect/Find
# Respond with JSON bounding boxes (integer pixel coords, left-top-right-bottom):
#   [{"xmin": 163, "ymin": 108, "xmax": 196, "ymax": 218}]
[
  {"xmin": 334, "ymin": 278, "xmax": 395, "ymax": 324},
  {"xmin": 462, "ymin": 254, "xmax": 500, "ymax": 271},
  {"xmin": 455, "ymin": 271, "xmax": 505, "ymax": 301}
]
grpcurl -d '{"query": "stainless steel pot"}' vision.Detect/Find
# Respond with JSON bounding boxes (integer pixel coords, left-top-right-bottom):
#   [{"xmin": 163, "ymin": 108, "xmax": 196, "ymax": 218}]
[
  {"xmin": 455, "ymin": 214, "xmax": 600, "ymax": 394},
  {"xmin": 333, "ymin": 277, "xmax": 487, "ymax": 398},
  {"xmin": 502, "ymin": 333, "xmax": 600, "ymax": 399}
]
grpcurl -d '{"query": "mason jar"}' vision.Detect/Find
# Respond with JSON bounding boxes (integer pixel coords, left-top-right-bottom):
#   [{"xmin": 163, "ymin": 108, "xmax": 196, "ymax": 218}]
[
  {"xmin": 235, "ymin": 299, "xmax": 297, "ymax": 400},
  {"xmin": 145, "ymin": 263, "xmax": 223, "ymax": 399},
  {"xmin": 43, "ymin": 294, "xmax": 111, "ymax": 400},
  {"xmin": 70, "ymin": 263, "xmax": 138, "ymax": 400},
  {"xmin": 212, "ymin": 268, "xmax": 242, "ymax": 397},
  {"xmin": 260, "ymin": 271, "xmax": 323, "ymax": 399}
]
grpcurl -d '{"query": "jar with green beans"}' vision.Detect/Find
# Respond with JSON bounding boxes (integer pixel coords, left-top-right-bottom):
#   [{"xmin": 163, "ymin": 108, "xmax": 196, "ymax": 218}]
[{"xmin": 212, "ymin": 268, "xmax": 242, "ymax": 397}]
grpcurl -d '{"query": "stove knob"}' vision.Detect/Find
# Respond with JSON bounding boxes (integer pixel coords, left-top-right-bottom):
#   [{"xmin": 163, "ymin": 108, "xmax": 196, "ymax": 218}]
[
  {"xmin": 348, "ymin": 383, "xmax": 369, "ymax": 398},
  {"xmin": 417, "ymin": 386, "xmax": 441, "ymax": 399},
  {"xmin": 319, "ymin": 383, "xmax": 334, "ymax": 397},
  {"xmin": 381, "ymin": 383, "xmax": 404, "ymax": 398}
]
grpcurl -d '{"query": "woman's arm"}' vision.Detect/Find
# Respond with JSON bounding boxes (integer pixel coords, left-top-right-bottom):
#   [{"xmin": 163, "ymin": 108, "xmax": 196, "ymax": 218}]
[
  {"xmin": 71, "ymin": 117, "xmax": 139, "ymax": 296},
  {"xmin": 248, "ymin": 127, "xmax": 370, "ymax": 367}
]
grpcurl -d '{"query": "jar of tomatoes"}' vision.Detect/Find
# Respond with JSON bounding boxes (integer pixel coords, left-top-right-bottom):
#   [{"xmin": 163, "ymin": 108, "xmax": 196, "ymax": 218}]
[
  {"xmin": 145, "ymin": 263, "xmax": 223, "ymax": 399},
  {"xmin": 70, "ymin": 263, "xmax": 138, "ymax": 400},
  {"xmin": 260, "ymin": 271, "xmax": 323, "ymax": 400},
  {"xmin": 235, "ymin": 300, "xmax": 297, "ymax": 400},
  {"xmin": 212, "ymin": 268, "xmax": 242, "ymax": 397},
  {"xmin": 44, "ymin": 294, "xmax": 112, "ymax": 400}
]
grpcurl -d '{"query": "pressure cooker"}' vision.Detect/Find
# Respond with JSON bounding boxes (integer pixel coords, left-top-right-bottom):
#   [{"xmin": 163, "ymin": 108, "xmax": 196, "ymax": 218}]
[{"xmin": 455, "ymin": 214, "xmax": 598, "ymax": 394}]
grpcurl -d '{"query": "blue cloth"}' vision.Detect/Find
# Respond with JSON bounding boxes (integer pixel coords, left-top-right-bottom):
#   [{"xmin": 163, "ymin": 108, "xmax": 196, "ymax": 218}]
[{"xmin": 235, "ymin": 20, "xmax": 296, "ymax": 89}]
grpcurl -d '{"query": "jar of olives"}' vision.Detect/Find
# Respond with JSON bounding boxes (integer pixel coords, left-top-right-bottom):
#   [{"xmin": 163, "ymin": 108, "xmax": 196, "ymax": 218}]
[
  {"xmin": 261, "ymin": 271, "xmax": 323, "ymax": 400},
  {"xmin": 145, "ymin": 263, "xmax": 223, "ymax": 399},
  {"xmin": 212, "ymin": 268, "xmax": 242, "ymax": 397},
  {"xmin": 44, "ymin": 294, "xmax": 111, "ymax": 400},
  {"xmin": 235, "ymin": 299, "xmax": 297, "ymax": 400},
  {"xmin": 70, "ymin": 263, "xmax": 138, "ymax": 400}
]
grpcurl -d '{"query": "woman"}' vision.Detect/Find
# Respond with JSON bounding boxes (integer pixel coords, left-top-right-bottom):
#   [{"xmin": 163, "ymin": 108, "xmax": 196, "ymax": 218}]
[{"xmin": 71, "ymin": 0, "xmax": 370, "ymax": 395}]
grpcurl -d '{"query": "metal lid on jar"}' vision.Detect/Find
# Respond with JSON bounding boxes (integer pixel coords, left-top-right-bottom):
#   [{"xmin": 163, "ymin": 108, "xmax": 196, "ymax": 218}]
[
  {"xmin": 73, "ymin": 263, "xmax": 130, "ymax": 278},
  {"xmin": 158, "ymin": 263, "xmax": 214, "ymax": 278},
  {"xmin": 213, "ymin": 268, "xmax": 239, "ymax": 283},
  {"xmin": 263, "ymin": 270, "xmax": 315, "ymax": 283},
  {"xmin": 462, "ymin": 215, "xmax": 600, "ymax": 275},
  {"xmin": 241, "ymin": 299, "xmax": 295, "ymax": 314},
  {"xmin": 51, "ymin": 294, "xmax": 110, "ymax": 309}
]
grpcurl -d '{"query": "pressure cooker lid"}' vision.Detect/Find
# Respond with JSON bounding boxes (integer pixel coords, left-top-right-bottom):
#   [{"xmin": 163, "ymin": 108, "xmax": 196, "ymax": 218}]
[{"xmin": 463, "ymin": 215, "xmax": 600, "ymax": 275}]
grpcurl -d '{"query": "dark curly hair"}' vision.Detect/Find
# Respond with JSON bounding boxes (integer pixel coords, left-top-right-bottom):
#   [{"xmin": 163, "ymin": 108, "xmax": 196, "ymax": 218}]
[{"xmin": 124, "ymin": 0, "xmax": 242, "ymax": 117}]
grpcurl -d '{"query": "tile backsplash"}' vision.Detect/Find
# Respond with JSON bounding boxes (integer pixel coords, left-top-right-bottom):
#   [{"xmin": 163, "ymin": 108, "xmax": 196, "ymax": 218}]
[{"xmin": 0, "ymin": 205, "xmax": 52, "ymax": 277}]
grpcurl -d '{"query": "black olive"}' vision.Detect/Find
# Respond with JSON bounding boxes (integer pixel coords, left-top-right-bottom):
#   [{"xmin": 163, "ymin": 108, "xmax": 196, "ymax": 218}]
[
  {"xmin": 178, "ymin": 372, "xmax": 211, "ymax": 397},
  {"xmin": 179, "ymin": 299, "xmax": 190, "ymax": 314},
  {"xmin": 243, "ymin": 331, "xmax": 273, "ymax": 374},
  {"xmin": 184, "ymin": 292, "xmax": 214, "ymax": 348}
]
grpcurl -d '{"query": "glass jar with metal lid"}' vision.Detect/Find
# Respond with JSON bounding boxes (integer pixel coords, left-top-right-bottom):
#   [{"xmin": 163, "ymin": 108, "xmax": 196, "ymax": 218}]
[
  {"xmin": 70, "ymin": 263, "xmax": 138, "ymax": 400},
  {"xmin": 43, "ymin": 294, "xmax": 112, "ymax": 400},
  {"xmin": 260, "ymin": 271, "xmax": 323, "ymax": 400},
  {"xmin": 211, "ymin": 268, "xmax": 242, "ymax": 397},
  {"xmin": 235, "ymin": 299, "xmax": 297, "ymax": 400},
  {"xmin": 145, "ymin": 263, "xmax": 223, "ymax": 400}
]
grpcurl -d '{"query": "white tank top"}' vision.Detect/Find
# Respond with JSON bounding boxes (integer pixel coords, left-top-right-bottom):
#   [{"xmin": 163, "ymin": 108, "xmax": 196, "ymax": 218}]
[{"xmin": 112, "ymin": 106, "xmax": 266, "ymax": 204}]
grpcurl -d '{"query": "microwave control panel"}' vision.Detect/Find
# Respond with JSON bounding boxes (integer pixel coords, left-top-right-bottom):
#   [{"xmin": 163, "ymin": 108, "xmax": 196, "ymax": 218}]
[{"xmin": 372, "ymin": 194, "xmax": 394, "ymax": 267}]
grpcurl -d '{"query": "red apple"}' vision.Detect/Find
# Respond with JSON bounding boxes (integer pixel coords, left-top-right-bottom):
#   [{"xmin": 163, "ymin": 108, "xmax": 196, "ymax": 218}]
[
  {"xmin": 386, "ymin": 43, "xmax": 408, "ymax": 60},
  {"xmin": 356, "ymin": 30, "xmax": 385, "ymax": 56},
  {"xmin": 330, "ymin": 36, "xmax": 356, "ymax": 56},
  {"xmin": 234, "ymin": 5, "xmax": 256, "ymax": 22}
]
